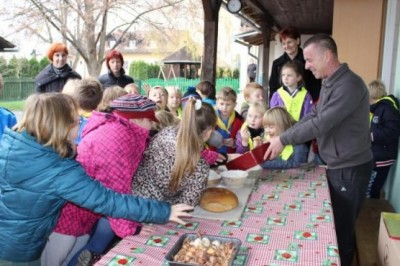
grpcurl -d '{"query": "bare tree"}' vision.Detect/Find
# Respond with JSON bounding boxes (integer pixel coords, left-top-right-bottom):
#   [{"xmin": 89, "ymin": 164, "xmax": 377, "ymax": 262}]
[{"xmin": 4, "ymin": 0, "xmax": 187, "ymax": 76}]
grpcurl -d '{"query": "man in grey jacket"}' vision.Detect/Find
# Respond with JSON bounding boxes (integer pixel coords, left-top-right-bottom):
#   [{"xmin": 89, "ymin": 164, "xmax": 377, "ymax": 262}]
[{"xmin": 264, "ymin": 34, "xmax": 373, "ymax": 266}]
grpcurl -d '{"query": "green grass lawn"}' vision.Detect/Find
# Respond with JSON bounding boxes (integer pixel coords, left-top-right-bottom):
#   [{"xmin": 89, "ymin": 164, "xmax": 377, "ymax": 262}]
[{"xmin": 0, "ymin": 100, "xmax": 25, "ymax": 111}]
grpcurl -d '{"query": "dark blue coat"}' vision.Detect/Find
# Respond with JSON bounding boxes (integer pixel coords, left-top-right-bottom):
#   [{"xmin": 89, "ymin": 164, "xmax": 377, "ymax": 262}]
[
  {"xmin": 35, "ymin": 64, "xmax": 81, "ymax": 93},
  {"xmin": 370, "ymin": 95, "xmax": 400, "ymax": 162},
  {"xmin": 98, "ymin": 68, "xmax": 134, "ymax": 88}
]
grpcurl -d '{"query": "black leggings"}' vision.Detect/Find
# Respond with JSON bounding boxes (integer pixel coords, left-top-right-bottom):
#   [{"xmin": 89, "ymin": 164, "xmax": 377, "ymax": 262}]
[{"xmin": 366, "ymin": 165, "xmax": 392, "ymax": 199}]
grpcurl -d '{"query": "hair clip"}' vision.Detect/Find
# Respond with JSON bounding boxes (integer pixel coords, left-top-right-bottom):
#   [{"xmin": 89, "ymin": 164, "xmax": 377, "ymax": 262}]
[{"xmin": 195, "ymin": 99, "xmax": 202, "ymax": 110}]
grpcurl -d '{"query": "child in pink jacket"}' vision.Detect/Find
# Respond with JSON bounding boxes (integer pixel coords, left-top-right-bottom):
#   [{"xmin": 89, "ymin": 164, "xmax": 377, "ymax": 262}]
[{"xmin": 42, "ymin": 94, "xmax": 159, "ymax": 266}]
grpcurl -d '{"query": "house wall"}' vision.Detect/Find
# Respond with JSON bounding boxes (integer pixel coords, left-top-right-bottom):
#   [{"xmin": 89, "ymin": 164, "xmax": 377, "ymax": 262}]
[{"xmin": 332, "ymin": 0, "xmax": 385, "ymax": 84}]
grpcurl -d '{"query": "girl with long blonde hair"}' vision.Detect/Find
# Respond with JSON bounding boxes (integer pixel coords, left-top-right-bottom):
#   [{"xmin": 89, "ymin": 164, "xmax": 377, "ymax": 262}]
[{"xmin": 132, "ymin": 97, "xmax": 217, "ymax": 206}]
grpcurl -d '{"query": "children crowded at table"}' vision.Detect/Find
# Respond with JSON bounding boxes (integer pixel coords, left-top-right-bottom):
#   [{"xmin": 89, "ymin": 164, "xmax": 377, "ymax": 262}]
[
  {"xmin": 0, "ymin": 93, "xmax": 193, "ymax": 265},
  {"xmin": 3, "ymin": 26, "xmax": 385, "ymax": 266},
  {"xmin": 366, "ymin": 80, "xmax": 400, "ymax": 199},
  {"xmin": 236, "ymin": 101, "xmax": 266, "ymax": 153},
  {"xmin": 269, "ymin": 60, "xmax": 313, "ymax": 121}
]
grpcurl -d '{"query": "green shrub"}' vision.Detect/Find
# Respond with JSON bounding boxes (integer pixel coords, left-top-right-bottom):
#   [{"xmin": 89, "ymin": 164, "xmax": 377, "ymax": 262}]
[
  {"xmin": 232, "ymin": 68, "xmax": 239, "ymax": 79},
  {"xmin": 129, "ymin": 61, "xmax": 148, "ymax": 80}
]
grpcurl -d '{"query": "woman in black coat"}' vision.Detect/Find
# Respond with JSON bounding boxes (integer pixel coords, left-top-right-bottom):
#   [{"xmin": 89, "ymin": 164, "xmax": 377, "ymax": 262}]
[
  {"xmin": 268, "ymin": 27, "xmax": 321, "ymax": 102},
  {"xmin": 98, "ymin": 50, "xmax": 134, "ymax": 89},
  {"xmin": 35, "ymin": 42, "xmax": 81, "ymax": 93}
]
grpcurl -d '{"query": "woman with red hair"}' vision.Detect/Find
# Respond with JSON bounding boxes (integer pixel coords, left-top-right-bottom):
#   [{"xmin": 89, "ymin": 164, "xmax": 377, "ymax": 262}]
[
  {"xmin": 268, "ymin": 27, "xmax": 321, "ymax": 102},
  {"xmin": 98, "ymin": 50, "xmax": 134, "ymax": 89},
  {"xmin": 35, "ymin": 42, "xmax": 81, "ymax": 93}
]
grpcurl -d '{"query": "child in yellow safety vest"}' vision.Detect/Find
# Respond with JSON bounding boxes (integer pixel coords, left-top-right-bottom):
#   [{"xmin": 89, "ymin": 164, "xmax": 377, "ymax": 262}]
[
  {"xmin": 269, "ymin": 61, "xmax": 313, "ymax": 121},
  {"xmin": 366, "ymin": 80, "xmax": 400, "ymax": 198},
  {"xmin": 261, "ymin": 107, "xmax": 308, "ymax": 169},
  {"xmin": 236, "ymin": 102, "xmax": 266, "ymax": 153}
]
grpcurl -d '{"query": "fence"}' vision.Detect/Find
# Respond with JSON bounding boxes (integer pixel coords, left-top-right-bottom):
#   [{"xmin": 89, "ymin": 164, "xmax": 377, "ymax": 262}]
[
  {"xmin": 138, "ymin": 78, "xmax": 240, "ymax": 95},
  {"xmin": 1, "ymin": 78, "xmax": 36, "ymax": 101},
  {"xmin": 0, "ymin": 77, "xmax": 240, "ymax": 101}
]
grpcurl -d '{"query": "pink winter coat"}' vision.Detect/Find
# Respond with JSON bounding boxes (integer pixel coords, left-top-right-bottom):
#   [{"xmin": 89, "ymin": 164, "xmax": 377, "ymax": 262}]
[{"xmin": 54, "ymin": 111, "xmax": 149, "ymax": 237}]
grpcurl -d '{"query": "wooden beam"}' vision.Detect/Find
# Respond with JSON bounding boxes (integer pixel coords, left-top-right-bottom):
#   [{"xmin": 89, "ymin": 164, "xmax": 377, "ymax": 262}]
[
  {"xmin": 201, "ymin": 0, "xmax": 222, "ymax": 84},
  {"xmin": 246, "ymin": 0, "xmax": 280, "ymax": 31},
  {"xmin": 260, "ymin": 23, "xmax": 271, "ymax": 105}
]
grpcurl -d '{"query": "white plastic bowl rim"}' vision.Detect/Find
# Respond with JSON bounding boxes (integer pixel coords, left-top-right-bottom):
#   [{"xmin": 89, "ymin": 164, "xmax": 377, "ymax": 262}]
[
  {"xmin": 208, "ymin": 170, "xmax": 221, "ymax": 180},
  {"xmin": 221, "ymin": 170, "xmax": 248, "ymax": 179}
]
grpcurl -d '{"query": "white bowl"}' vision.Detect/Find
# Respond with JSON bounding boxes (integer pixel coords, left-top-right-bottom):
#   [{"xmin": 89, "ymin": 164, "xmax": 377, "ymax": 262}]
[
  {"xmin": 221, "ymin": 170, "xmax": 248, "ymax": 188},
  {"xmin": 207, "ymin": 170, "xmax": 221, "ymax": 186}
]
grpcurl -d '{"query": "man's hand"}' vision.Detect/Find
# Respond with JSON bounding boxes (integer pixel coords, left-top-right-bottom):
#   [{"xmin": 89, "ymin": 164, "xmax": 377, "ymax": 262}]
[{"xmin": 264, "ymin": 136, "xmax": 284, "ymax": 160}]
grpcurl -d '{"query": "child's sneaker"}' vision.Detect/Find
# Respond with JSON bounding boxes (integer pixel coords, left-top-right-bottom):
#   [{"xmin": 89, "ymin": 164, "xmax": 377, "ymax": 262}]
[{"xmin": 77, "ymin": 250, "xmax": 102, "ymax": 266}]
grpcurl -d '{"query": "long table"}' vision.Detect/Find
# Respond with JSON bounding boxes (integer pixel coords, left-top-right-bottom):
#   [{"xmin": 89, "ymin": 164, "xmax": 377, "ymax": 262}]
[{"xmin": 96, "ymin": 167, "xmax": 340, "ymax": 265}]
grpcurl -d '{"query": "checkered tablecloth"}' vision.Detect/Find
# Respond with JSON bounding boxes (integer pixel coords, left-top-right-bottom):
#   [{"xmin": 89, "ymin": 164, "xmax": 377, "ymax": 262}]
[{"xmin": 96, "ymin": 167, "xmax": 340, "ymax": 266}]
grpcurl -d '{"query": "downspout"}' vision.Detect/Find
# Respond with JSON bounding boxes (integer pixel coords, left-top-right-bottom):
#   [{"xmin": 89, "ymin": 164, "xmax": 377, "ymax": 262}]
[{"xmin": 234, "ymin": 39, "xmax": 257, "ymax": 59}]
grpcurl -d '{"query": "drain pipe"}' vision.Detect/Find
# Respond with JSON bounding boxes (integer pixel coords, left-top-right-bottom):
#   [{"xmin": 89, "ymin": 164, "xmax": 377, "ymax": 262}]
[{"xmin": 234, "ymin": 39, "xmax": 257, "ymax": 59}]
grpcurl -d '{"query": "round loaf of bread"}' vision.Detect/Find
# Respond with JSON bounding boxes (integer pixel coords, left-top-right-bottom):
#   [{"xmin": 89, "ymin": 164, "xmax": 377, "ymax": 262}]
[{"xmin": 199, "ymin": 187, "xmax": 239, "ymax": 213}]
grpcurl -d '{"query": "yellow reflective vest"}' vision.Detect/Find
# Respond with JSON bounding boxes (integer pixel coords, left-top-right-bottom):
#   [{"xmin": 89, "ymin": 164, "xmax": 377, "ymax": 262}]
[{"xmin": 277, "ymin": 87, "xmax": 308, "ymax": 121}]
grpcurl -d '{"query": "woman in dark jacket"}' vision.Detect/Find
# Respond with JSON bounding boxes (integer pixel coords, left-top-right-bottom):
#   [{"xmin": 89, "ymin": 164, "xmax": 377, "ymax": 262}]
[
  {"xmin": 35, "ymin": 42, "xmax": 81, "ymax": 93},
  {"xmin": 98, "ymin": 50, "xmax": 134, "ymax": 89},
  {"xmin": 268, "ymin": 27, "xmax": 321, "ymax": 102}
]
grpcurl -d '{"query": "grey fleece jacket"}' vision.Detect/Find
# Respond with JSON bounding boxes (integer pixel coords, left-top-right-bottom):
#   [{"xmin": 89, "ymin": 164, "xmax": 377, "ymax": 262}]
[{"xmin": 280, "ymin": 63, "xmax": 373, "ymax": 169}]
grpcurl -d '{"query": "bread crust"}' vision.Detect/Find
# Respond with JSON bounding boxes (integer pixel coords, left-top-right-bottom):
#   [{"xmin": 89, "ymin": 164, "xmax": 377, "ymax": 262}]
[{"xmin": 199, "ymin": 187, "xmax": 239, "ymax": 213}]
